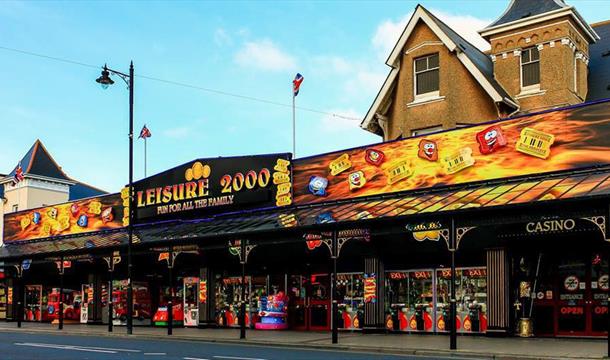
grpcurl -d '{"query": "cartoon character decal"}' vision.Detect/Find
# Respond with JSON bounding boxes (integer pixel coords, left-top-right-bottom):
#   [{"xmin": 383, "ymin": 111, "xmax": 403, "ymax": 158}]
[
  {"xmin": 418, "ymin": 139, "xmax": 438, "ymax": 161},
  {"xmin": 476, "ymin": 125, "xmax": 507, "ymax": 154}
]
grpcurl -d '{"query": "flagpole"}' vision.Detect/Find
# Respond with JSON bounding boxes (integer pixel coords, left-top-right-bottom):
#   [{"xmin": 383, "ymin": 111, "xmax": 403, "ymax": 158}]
[
  {"xmin": 144, "ymin": 137, "xmax": 147, "ymax": 178},
  {"xmin": 292, "ymin": 92, "xmax": 296, "ymax": 158}
]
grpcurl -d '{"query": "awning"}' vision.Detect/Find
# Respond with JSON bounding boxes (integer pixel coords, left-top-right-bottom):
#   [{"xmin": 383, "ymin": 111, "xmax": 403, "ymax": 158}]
[
  {"xmin": 138, "ymin": 165, "xmax": 610, "ymax": 243},
  {"xmin": 3, "ymin": 166, "xmax": 610, "ymax": 260},
  {"xmin": 0, "ymin": 230, "xmax": 134, "ymax": 260}
]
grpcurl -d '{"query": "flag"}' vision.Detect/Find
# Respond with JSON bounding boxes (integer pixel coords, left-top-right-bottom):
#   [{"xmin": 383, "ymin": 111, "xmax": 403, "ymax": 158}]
[
  {"xmin": 13, "ymin": 163, "xmax": 24, "ymax": 184},
  {"xmin": 139, "ymin": 124, "xmax": 152, "ymax": 139},
  {"xmin": 293, "ymin": 73, "xmax": 304, "ymax": 97}
]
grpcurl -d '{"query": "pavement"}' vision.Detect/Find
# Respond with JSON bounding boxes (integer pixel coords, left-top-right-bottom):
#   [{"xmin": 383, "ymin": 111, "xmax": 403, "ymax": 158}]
[{"xmin": 0, "ymin": 321, "xmax": 606, "ymax": 360}]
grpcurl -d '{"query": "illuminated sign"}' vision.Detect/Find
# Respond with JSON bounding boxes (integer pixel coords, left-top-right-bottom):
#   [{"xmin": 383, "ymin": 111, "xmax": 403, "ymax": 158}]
[
  {"xmin": 3, "ymin": 194, "xmax": 124, "ymax": 243},
  {"xmin": 133, "ymin": 154, "xmax": 291, "ymax": 222},
  {"xmin": 292, "ymin": 101, "xmax": 610, "ymax": 205},
  {"xmin": 364, "ymin": 273, "xmax": 377, "ymax": 303}
]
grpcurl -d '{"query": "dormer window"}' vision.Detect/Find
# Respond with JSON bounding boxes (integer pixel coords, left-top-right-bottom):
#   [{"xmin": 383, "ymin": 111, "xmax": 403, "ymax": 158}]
[
  {"xmin": 521, "ymin": 47, "xmax": 540, "ymax": 88},
  {"xmin": 414, "ymin": 53, "xmax": 440, "ymax": 98}
]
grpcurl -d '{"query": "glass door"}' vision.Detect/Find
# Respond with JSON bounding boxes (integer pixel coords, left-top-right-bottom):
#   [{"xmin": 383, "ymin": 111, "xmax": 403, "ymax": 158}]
[
  {"xmin": 557, "ymin": 257, "xmax": 587, "ymax": 336},
  {"xmin": 588, "ymin": 253, "xmax": 608, "ymax": 336},
  {"xmin": 288, "ymin": 274, "xmax": 330, "ymax": 330}
]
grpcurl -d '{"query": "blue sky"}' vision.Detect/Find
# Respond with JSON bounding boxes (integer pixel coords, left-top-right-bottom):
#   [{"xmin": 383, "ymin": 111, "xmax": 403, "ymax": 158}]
[{"xmin": 1, "ymin": 0, "xmax": 608, "ymax": 192}]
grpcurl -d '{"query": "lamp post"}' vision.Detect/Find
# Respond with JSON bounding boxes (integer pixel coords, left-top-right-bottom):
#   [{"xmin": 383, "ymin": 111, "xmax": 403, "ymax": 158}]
[{"xmin": 95, "ymin": 62, "xmax": 135, "ymax": 335}]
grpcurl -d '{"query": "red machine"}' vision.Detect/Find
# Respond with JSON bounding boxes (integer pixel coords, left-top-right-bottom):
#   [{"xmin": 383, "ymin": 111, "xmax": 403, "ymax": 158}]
[{"xmin": 47, "ymin": 288, "xmax": 81, "ymax": 321}]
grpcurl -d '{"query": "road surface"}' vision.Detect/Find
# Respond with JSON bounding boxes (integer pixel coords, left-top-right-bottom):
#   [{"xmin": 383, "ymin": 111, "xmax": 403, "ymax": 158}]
[{"xmin": 0, "ymin": 330, "xmax": 486, "ymax": 360}]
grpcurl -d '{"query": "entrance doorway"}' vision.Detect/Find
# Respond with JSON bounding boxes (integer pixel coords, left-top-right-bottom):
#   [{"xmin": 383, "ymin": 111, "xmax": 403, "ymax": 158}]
[
  {"xmin": 288, "ymin": 274, "xmax": 330, "ymax": 330},
  {"xmin": 556, "ymin": 254, "xmax": 608, "ymax": 336},
  {"xmin": 530, "ymin": 252, "xmax": 608, "ymax": 337}
]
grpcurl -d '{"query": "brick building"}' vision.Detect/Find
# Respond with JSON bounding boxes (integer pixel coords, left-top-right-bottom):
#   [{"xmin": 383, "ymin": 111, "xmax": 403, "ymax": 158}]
[{"xmin": 361, "ymin": 0, "xmax": 610, "ymax": 141}]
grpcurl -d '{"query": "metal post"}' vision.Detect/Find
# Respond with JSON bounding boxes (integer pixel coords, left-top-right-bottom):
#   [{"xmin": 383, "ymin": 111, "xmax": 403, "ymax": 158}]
[
  {"xmin": 127, "ymin": 61, "xmax": 135, "ymax": 335},
  {"xmin": 292, "ymin": 93, "xmax": 296, "ymax": 157},
  {"xmin": 108, "ymin": 254, "xmax": 114, "ymax": 333},
  {"xmin": 168, "ymin": 248, "xmax": 174, "ymax": 336},
  {"xmin": 450, "ymin": 219, "xmax": 457, "ymax": 350},
  {"xmin": 16, "ymin": 269, "xmax": 22, "ymax": 328},
  {"xmin": 240, "ymin": 241, "xmax": 246, "ymax": 339},
  {"xmin": 330, "ymin": 230, "xmax": 338, "ymax": 344},
  {"xmin": 607, "ymin": 205, "xmax": 610, "ymax": 357},
  {"xmin": 59, "ymin": 259, "xmax": 64, "ymax": 330}
]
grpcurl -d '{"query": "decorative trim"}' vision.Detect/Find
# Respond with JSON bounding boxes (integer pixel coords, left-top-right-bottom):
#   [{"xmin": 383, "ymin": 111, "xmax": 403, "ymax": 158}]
[
  {"xmin": 513, "ymin": 49, "xmax": 521, "ymax": 57},
  {"xmin": 581, "ymin": 216, "xmax": 608, "ymax": 242},
  {"xmin": 405, "ymin": 41, "xmax": 444, "ymax": 55},
  {"xmin": 456, "ymin": 226, "xmax": 477, "ymax": 250},
  {"xmin": 516, "ymin": 89, "xmax": 547, "ymax": 99},
  {"xmin": 407, "ymin": 95, "xmax": 446, "ymax": 108}
]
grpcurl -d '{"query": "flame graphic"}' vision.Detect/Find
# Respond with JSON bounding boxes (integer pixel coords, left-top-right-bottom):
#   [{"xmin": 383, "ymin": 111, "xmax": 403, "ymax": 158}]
[{"xmin": 293, "ymin": 102, "xmax": 610, "ymax": 206}]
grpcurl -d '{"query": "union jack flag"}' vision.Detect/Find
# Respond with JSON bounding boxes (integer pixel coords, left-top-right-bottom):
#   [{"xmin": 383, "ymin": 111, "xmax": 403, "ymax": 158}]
[
  {"xmin": 139, "ymin": 124, "xmax": 152, "ymax": 139},
  {"xmin": 293, "ymin": 73, "xmax": 304, "ymax": 96},
  {"xmin": 13, "ymin": 163, "xmax": 24, "ymax": 184}
]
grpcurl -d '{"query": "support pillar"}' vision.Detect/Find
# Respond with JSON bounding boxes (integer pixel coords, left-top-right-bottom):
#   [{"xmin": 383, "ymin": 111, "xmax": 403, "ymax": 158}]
[
  {"xmin": 108, "ymin": 254, "xmax": 114, "ymax": 333},
  {"xmin": 363, "ymin": 254, "xmax": 384, "ymax": 332},
  {"xmin": 240, "ymin": 241, "xmax": 247, "ymax": 340},
  {"xmin": 15, "ymin": 265, "xmax": 23, "ymax": 328},
  {"xmin": 331, "ymin": 230, "xmax": 338, "ymax": 344},
  {"xmin": 168, "ymin": 246, "xmax": 174, "ymax": 336},
  {"xmin": 59, "ymin": 258, "xmax": 64, "ymax": 331},
  {"xmin": 449, "ymin": 219, "xmax": 457, "ymax": 350},
  {"xmin": 198, "ymin": 267, "xmax": 215, "ymax": 327},
  {"xmin": 486, "ymin": 247, "xmax": 510, "ymax": 336}
]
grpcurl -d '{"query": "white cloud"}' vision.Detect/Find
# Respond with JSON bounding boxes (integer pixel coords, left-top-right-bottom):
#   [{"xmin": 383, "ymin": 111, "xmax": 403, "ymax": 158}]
[
  {"xmin": 372, "ymin": 9, "xmax": 492, "ymax": 60},
  {"xmin": 214, "ymin": 28, "xmax": 232, "ymax": 46},
  {"xmin": 162, "ymin": 126, "xmax": 191, "ymax": 139},
  {"xmin": 234, "ymin": 39, "xmax": 296, "ymax": 72}
]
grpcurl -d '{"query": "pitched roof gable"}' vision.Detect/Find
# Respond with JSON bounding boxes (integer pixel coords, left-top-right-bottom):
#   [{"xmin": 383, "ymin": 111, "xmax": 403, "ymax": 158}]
[
  {"xmin": 362, "ymin": 5, "xmax": 517, "ymax": 134},
  {"xmin": 480, "ymin": 0, "xmax": 599, "ymax": 43},
  {"xmin": 7, "ymin": 140, "xmax": 70, "ymax": 181}
]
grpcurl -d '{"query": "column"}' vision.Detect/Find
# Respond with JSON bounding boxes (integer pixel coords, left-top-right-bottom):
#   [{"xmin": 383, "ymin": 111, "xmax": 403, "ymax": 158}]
[{"xmin": 486, "ymin": 247, "xmax": 511, "ymax": 336}]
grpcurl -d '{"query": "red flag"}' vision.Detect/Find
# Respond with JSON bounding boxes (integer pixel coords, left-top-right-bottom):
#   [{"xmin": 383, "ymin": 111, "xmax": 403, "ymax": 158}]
[
  {"xmin": 293, "ymin": 73, "xmax": 304, "ymax": 96},
  {"xmin": 13, "ymin": 163, "xmax": 24, "ymax": 184},
  {"xmin": 139, "ymin": 125, "xmax": 151, "ymax": 139}
]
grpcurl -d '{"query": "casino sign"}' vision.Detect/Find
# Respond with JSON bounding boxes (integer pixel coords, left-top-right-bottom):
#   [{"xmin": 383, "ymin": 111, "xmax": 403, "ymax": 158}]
[{"xmin": 133, "ymin": 154, "xmax": 292, "ymax": 223}]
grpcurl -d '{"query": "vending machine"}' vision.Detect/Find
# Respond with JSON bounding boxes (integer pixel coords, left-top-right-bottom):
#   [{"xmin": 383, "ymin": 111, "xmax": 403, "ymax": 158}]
[{"xmin": 183, "ymin": 277, "xmax": 199, "ymax": 327}]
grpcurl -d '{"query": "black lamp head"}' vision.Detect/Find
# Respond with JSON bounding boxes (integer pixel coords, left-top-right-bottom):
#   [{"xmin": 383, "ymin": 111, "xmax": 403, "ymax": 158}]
[{"xmin": 96, "ymin": 65, "xmax": 115, "ymax": 89}]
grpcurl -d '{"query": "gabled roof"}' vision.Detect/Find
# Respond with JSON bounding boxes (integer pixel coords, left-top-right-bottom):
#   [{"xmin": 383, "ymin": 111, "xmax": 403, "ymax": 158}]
[
  {"xmin": 361, "ymin": 5, "xmax": 518, "ymax": 135},
  {"xmin": 1, "ymin": 140, "xmax": 107, "ymax": 200},
  {"xmin": 480, "ymin": 0, "xmax": 599, "ymax": 43},
  {"xmin": 488, "ymin": 0, "xmax": 568, "ymax": 28},
  {"xmin": 6, "ymin": 140, "xmax": 70, "ymax": 181},
  {"xmin": 69, "ymin": 182, "xmax": 107, "ymax": 201},
  {"xmin": 587, "ymin": 21, "xmax": 610, "ymax": 102}
]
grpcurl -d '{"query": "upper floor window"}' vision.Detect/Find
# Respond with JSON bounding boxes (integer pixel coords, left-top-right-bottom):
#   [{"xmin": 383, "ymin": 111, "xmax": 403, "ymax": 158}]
[
  {"xmin": 414, "ymin": 53, "xmax": 439, "ymax": 97},
  {"xmin": 12, "ymin": 204, "xmax": 18, "ymax": 212},
  {"xmin": 411, "ymin": 125, "xmax": 442, "ymax": 137},
  {"xmin": 521, "ymin": 47, "xmax": 540, "ymax": 88}
]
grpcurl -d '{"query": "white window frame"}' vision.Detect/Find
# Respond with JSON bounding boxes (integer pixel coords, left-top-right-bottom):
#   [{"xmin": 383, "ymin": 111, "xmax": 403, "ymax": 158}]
[
  {"xmin": 520, "ymin": 46, "xmax": 541, "ymax": 92},
  {"xmin": 12, "ymin": 204, "xmax": 18, "ymax": 212},
  {"xmin": 413, "ymin": 53, "xmax": 440, "ymax": 101},
  {"xmin": 411, "ymin": 125, "xmax": 442, "ymax": 137}
]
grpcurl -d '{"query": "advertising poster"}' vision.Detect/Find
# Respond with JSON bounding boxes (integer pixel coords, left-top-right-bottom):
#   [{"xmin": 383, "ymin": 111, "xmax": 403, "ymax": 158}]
[
  {"xmin": 133, "ymin": 154, "xmax": 292, "ymax": 223},
  {"xmin": 364, "ymin": 273, "xmax": 377, "ymax": 303},
  {"xmin": 3, "ymin": 194, "xmax": 124, "ymax": 243},
  {"xmin": 292, "ymin": 101, "xmax": 610, "ymax": 205}
]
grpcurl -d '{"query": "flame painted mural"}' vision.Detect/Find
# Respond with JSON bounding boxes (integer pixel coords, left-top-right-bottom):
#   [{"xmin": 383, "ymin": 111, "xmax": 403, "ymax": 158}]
[
  {"xmin": 293, "ymin": 101, "xmax": 610, "ymax": 205},
  {"xmin": 3, "ymin": 193, "xmax": 124, "ymax": 243}
]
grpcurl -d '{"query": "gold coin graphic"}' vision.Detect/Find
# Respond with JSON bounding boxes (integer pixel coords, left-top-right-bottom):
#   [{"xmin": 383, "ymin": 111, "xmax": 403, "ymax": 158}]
[
  {"xmin": 192, "ymin": 161, "xmax": 204, "ymax": 180},
  {"xmin": 202, "ymin": 164, "xmax": 211, "ymax": 178},
  {"xmin": 185, "ymin": 168, "xmax": 194, "ymax": 181}
]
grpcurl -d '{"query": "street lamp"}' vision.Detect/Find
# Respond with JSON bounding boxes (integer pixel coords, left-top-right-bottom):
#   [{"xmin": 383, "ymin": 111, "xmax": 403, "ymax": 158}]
[{"xmin": 95, "ymin": 62, "xmax": 135, "ymax": 335}]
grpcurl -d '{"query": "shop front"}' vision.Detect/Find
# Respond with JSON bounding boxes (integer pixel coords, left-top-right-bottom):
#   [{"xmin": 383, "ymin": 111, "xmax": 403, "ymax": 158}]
[{"xmin": 2, "ymin": 100, "xmax": 610, "ymax": 341}]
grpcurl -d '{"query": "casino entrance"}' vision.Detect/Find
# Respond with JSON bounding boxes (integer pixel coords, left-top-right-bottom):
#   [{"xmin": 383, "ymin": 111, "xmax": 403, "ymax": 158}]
[{"xmin": 509, "ymin": 224, "xmax": 609, "ymax": 338}]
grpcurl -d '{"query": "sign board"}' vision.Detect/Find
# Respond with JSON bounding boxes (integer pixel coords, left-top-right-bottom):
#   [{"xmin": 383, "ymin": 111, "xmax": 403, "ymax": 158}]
[
  {"xmin": 3, "ymin": 193, "xmax": 124, "ymax": 243},
  {"xmin": 292, "ymin": 101, "xmax": 610, "ymax": 205},
  {"xmin": 133, "ymin": 154, "xmax": 292, "ymax": 222}
]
